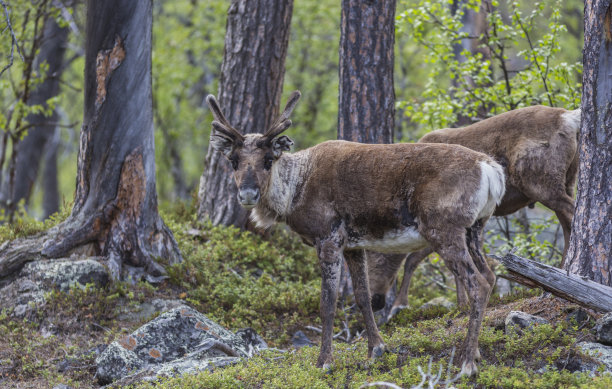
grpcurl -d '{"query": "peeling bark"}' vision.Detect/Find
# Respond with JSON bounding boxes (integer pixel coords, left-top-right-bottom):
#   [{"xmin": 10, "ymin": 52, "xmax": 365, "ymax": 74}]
[
  {"xmin": 197, "ymin": 0, "xmax": 294, "ymax": 228},
  {"xmin": 0, "ymin": 0, "xmax": 181, "ymax": 280},
  {"xmin": 565, "ymin": 0, "xmax": 612, "ymax": 285}
]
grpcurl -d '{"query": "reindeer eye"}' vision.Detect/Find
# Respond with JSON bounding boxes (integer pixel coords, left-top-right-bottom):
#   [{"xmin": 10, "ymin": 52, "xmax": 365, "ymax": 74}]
[{"xmin": 263, "ymin": 154, "xmax": 274, "ymax": 170}]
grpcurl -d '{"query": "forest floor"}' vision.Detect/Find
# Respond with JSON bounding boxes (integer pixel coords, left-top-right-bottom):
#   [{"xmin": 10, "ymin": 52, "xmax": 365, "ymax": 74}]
[{"xmin": 0, "ymin": 201, "xmax": 611, "ymax": 388}]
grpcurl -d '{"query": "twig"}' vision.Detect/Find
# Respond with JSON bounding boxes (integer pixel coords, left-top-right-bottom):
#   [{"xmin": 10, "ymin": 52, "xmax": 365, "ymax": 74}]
[
  {"xmin": 361, "ymin": 382, "xmax": 403, "ymax": 389},
  {"xmin": 92, "ymin": 322, "xmax": 111, "ymax": 333},
  {"xmin": 0, "ymin": 0, "xmax": 25, "ymax": 77},
  {"xmin": 53, "ymin": 0, "xmax": 79, "ymax": 37}
]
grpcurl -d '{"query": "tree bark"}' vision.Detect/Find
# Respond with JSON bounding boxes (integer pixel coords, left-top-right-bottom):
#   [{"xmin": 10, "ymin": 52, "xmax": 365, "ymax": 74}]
[
  {"xmin": 197, "ymin": 0, "xmax": 294, "ymax": 228},
  {"xmin": 337, "ymin": 0, "xmax": 396, "ymax": 300},
  {"xmin": 0, "ymin": 0, "xmax": 182, "ymax": 280},
  {"xmin": 337, "ymin": 0, "xmax": 396, "ymax": 144},
  {"xmin": 564, "ymin": 0, "xmax": 612, "ymax": 285},
  {"xmin": 7, "ymin": 16, "xmax": 67, "ymax": 216},
  {"xmin": 41, "ymin": 127, "xmax": 59, "ymax": 218},
  {"xmin": 497, "ymin": 253, "xmax": 612, "ymax": 313}
]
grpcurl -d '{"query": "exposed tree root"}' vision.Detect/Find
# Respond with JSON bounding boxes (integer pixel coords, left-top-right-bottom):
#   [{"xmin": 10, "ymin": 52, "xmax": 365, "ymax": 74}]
[{"xmin": 0, "ymin": 150, "xmax": 181, "ymax": 281}]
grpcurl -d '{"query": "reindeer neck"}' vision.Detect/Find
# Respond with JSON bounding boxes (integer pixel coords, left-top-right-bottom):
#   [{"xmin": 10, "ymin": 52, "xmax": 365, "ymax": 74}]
[{"xmin": 252, "ymin": 150, "xmax": 310, "ymax": 229}]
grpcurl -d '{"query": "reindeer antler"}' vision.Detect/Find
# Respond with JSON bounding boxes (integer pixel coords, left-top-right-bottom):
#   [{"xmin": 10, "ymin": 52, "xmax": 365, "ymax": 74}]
[
  {"xmin": 206, "ymin": 95, "xmax": 245, "ymax": 142},
  {"xmin": 261, "ymin": 90, "xmax": 301, "ymax": 142}
]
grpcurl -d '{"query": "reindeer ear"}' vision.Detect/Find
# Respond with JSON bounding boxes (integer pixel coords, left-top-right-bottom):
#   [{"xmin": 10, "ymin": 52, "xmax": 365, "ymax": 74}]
[
  {"xmin": 271, "ymin": 135, "xmax": 294, "ymax": 158},
  {"xmin": 210, "ymin": 133, "xmax": 234, "ymax": 157}
]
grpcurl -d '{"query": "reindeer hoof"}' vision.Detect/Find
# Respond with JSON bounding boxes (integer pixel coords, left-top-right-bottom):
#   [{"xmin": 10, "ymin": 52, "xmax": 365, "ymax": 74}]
[
  {"xmin": 460, "ymin": 361, "xmax": 478, "ymax": 377},
  {"xmin": 371, "ymin": 344, "xmax": 386, "ymax": 360}
]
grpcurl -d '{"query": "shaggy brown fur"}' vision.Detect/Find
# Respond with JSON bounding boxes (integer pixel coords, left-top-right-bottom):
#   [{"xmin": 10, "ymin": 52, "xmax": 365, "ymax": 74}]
[
  {"xmin": 206, "ymin": 91, "xmax": 506, "ymax": 376},
  {"xmin": 367, "ymin": 105, "xmax": 580, "ymax": 318}
]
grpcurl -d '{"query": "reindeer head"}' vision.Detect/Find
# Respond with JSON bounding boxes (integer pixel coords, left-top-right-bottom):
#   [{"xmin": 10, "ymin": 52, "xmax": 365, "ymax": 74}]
[{"xmin": 206, "ymin": 91, "xmax": 301, "ymax": 209}]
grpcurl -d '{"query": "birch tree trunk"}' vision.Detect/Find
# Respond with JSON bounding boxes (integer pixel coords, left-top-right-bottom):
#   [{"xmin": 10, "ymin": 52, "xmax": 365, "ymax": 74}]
[{"xmin": 0, "ymin": 0, "xmax": 182, "ymax": 281}]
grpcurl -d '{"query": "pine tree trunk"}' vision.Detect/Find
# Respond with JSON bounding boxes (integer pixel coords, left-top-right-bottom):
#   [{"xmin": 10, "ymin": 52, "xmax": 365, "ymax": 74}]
[
  {"xmin": 565, "ymin": 0, "xmax": 612, "ymax": 285},
  {"xmin": 337, "ymin": 0, "xmax": 396, "ymax": 144},
  {"xmin": 197, "ymin": 0, "xmax": 294, "ymax": 228},
  {"xmin": 0, "ymin": 0, "xmax": 182, "ymax": 280},
  {"xmin": 337, "ymin": 0, "xmax": 397, "ymax": 303},
  {"xmin": 11, "ymin": 17, "xmax": 67, "ymax": 215}
]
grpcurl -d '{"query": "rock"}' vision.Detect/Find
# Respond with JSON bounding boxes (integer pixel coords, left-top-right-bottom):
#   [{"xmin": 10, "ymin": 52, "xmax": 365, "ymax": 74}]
[
  {"xmin": 420, "ymin": 296, "xmax": 455, "ymax": 311},
  {"xmin": 21, "ymin": 257, "xmax": 109, "ymax": 291},
  {"xmin": 52, "ymin": 385, "xmax": 73, "ymax": 389},
  {"xmin": 566, "ymin": 308, "xmax": 590, "ymax": 326},
  {"xmin": 95, "ymin": 306, "xmax": 265, "ymax": 384},
  {"xmin": 578, "ymin": 342, "xmax": 612, "ymax": 372},
  {"xmin": 291, "ymin": 330, "xmax": 315, "ymax": 348},
  {"xmin": 235, "ymin": 328, "xmax": 268, "ymax": 352},
  {"xmin": 0, "ymin": 257, "xmax": 109, "ymax": 318},
  {"xmin": 116, "ymin": 298, "xmax": 189, "ymax": 322},
  {"xmin": 595, "ymin": 313, "xmax": 612, "ymax": 346},
  {"xmin": 505, "ymin": 311, "xmax": 549, "ymax": 333},
  {"xmin": 554, "ymin": 348, "xmax": 600, "ymax": 374}
]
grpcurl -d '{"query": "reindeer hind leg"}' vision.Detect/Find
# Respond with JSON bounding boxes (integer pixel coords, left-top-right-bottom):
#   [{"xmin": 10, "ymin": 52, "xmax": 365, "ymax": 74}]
[{"xmin": 345, "ymin": 249, "xmax": 386, "ymax": 360}]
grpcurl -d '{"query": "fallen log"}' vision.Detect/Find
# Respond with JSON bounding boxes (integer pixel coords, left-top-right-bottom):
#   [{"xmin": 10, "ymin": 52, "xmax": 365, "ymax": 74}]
[{"xmin": 494, "ymin": 252, "xmax": 612, "ymax": 313}]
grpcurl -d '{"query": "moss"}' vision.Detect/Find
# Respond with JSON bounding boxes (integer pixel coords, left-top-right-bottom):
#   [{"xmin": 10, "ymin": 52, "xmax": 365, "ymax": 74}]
[
  {"xmin": 163, "ymin": 211, "xmax": 321, "ymax": 345},
  {"xmin": 0, "ymin": 201, "xmax": 70, "ymax": 241},
  {"xmin": 2, "ymin": 201, "xmax": 611, "ymax": 388}
]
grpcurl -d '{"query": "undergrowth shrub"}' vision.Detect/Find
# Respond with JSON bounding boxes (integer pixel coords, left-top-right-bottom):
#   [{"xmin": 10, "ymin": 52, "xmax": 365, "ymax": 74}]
[{"xmin": 163, "ymin": 205, "xmax": 321, "ymax": 344}]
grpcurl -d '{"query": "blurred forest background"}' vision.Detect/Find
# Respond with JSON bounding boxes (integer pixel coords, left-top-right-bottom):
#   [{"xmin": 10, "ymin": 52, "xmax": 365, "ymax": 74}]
[{"xmin": 0, "ymin": 0, "xmax": 582, "ymax": 220}]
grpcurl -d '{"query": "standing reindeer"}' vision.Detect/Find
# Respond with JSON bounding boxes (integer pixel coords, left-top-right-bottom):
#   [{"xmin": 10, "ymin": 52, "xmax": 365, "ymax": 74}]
[
  {"xmin": 367, "ymin": 105, "xmax": 580, "ymax": 318},
  {"xmin": 206, "ymin": 91, "xmax": 505, "ymax": 376}
]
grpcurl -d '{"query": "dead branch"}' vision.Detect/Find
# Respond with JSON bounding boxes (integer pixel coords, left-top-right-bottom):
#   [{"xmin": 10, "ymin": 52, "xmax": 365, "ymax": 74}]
[{"xmin": 495, "ymin": 252, "xmax": 612, "ymax": 312}]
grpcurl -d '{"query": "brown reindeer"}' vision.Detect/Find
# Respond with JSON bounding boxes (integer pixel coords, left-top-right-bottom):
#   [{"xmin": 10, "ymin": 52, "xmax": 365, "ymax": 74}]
[
  {"xmin": 367, "ymin": 105, "xmax": 580, "ymax": 318},
  {"xmin": 206, "ymin": 91, "xmax": 505, "ymax": 376}
]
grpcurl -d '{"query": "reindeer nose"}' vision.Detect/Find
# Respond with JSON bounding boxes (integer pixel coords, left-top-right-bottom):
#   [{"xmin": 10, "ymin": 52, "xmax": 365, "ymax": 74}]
[{"xmin": 238, "ymin": 187, "xmax": 260, "ymax": 208}]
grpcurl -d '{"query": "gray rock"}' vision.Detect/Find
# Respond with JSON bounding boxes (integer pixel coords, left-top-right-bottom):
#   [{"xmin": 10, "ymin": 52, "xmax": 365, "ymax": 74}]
[
  {"xmin": 566, "ymin": 308, "xmax": 590, "ymax": 326},
  {"xmin": 52, "ymin": 385, "xmax": 73, "ymax": 389},
  {"xmin": 578, "ymin": 342, "xmax": 612, "ymax": 371},
  {"xmin": 0, "ymin": 257, "xmax": 109, "ymax": 318},
  {"xmin": 505, "ymin": 311, "xmax": 549, "ymax": 333},
  {"xmin": 291, "ymin": 330, "xmax": 315, "ymax": 348},
  {"xmin": 95, "ymin": 306, "xmax": 265, "ymax": 384},
  {"xmin": 116, "ymin": 298, "xmax": 189, "ymax": 322},
  {"xmin": 595, "ymin": 313, "xmax": 612, "ymax": 346},
  {"xmin": 420, "ymin": 296, "xmax": 455, "ymax": 311}
]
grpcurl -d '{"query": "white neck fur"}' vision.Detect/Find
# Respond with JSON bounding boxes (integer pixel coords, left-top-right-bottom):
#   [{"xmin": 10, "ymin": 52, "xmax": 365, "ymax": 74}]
[{"xmin": 250, "ymin": 150, "xmax": 310, "ymax": 229}]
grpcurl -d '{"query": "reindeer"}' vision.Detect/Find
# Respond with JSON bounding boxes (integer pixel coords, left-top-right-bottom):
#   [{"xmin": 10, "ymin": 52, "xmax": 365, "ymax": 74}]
[
  {"xmin": 206, "ymin": 91, "xmax": 506, "ymax": 376},
  {"xmin": 367, "ymin": 105, "xmax": 580, "ymax": 318}
]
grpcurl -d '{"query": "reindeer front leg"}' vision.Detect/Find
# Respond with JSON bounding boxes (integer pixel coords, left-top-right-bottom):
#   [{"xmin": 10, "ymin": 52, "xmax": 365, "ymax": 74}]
[{"xmin": 315, "ymin": 235, "xmax": 344, "ymax": 369}]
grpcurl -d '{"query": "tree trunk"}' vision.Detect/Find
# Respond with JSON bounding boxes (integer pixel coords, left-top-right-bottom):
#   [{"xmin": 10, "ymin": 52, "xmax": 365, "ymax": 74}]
[
  {"xmin": 451, "ymin": 0, "xmax": 491, "ymax": 126},
  {"xmin": 0, "ymin": 0, "xmax": 182, "ymax": 280},
  {"xmin": 337, "ymin": 0, "xmax": 396, "ymax": 300},
  {"xmin": 9, "ymin": 16, "xmax": 67, "ymax": 215},
  {"xmin": 497, "ymin": 253, "xmax": 612, "ymax": 313},
  {"xmin": 337, "ymin": 0, "xmax": 396, "ymax": 144},
  {"xmin": 197, "ymin": 0, "xmax": 294, "ymax": 228},
  {"xmin": 41, "ymin": 127, "xmax": 60, "ymax": 218},
  {"xmin": 564, "ymin": 0, "xmax": 612, "ymax": 285}
]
